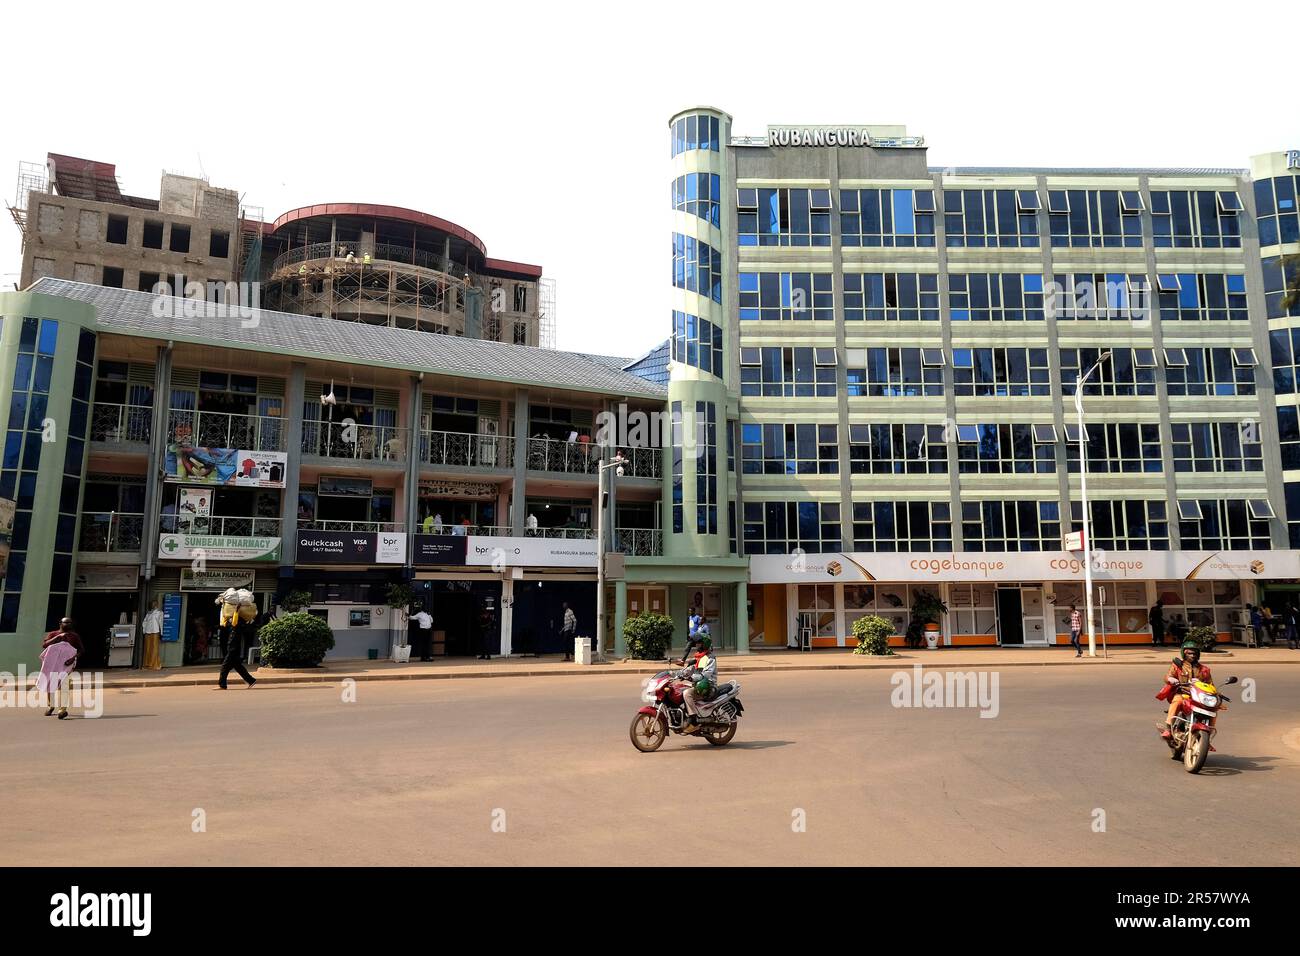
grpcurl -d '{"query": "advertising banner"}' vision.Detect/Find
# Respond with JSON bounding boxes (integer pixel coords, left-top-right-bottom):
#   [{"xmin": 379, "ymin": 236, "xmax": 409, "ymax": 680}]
[
  {"xmin": 74, "ymin": 566, "xmax": 140, "ymax": 590},
  {"xmin": 412, "ymin": 534, "xmax": 469, "ymax": 566},
  {"xmin": 296, "ymin": 531, "xmax": 408, "ymax": 565},
  {"xmin": 159, "ymin": 534, "xmax": 281, "ymax": 563},
  {"xmin": 164, "ymin": 445, "xmax": 287, "ymax": 488},
  {"xmin": 748, "ymin": 550, "xmax": 1300, "ymax": 584},
  {"xmin": 465, "ymin": 536, "xmax": 597, "ymax": 569},
  {"xmin": 161, "ymin": 593, "xmax": 183, "ymax": 643},
  {"xmin": 180, "ymin": 568, "xmax": 257, "ymax": 591}
]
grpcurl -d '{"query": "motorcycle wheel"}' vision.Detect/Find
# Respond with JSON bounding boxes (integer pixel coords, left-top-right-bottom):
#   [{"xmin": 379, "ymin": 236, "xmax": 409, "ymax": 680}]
[
  {"xmin": 1184, "ymin": 730, "xmax": 1210, "ymax": 773},
  {"xmin": 702, "ymin": 723, "xmax": 737, "ymax": 746},
  {"xmin": 629, "ymin": 712, "xmax": 667, "ymax": 753}
]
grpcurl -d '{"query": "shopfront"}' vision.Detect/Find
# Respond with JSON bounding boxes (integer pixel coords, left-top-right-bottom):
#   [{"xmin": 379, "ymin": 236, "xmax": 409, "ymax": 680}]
[
  {"xmin": 747, "ymin": 551, "xmax": 1299, "ymax": 648},
  {"xmin": 146, "ymin": 566, "xmax": 275, "ymax": 667}
]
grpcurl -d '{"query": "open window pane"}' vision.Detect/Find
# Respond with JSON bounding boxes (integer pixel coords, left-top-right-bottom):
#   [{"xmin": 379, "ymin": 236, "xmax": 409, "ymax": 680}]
[
  {"xmin": 1177, "ymin": 500, "xmax": 1203, "ymax": 520},
  {"xmin": 1163, "ymin": 348, "xmax": 1188, "ymax": 367},
  {"xmin": 1232, "ymin": 347, "xmax": 1257, "ymax": 367},
  {"xmin": 1156, "ymin": 274, "xmax": 1181, "ymax": 292},
  {"xmin": 1248, "ymin": 499, "xmax": 1274, "ymax": 519},
  {"xmin": 1032, "ymin": 423, "xmax": 1058, "ymax": 442},
  {"xmin": 921, "ymin": 348, "xmax": 945, "ymax": 367}
]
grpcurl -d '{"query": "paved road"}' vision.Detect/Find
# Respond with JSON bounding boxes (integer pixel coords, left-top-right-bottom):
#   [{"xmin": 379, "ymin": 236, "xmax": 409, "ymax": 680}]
[{"xmin": 2, "ymin": 663, "xmax": 1297, "ymax": 866}]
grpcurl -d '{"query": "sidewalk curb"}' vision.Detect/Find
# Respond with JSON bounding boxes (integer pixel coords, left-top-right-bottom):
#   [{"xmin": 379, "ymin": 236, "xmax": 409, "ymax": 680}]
[{"xmin": 84, "ymin": 650, "xmax": 1297, "ymax": 690}]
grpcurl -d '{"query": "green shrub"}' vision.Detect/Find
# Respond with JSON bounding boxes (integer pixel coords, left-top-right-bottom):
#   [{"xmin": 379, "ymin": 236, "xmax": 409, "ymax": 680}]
[
  {"xmin": 258, "ymin": 612, "xmax": 335, "ymax": 668},
  {"xmin": 852, "ymin": 614, "xmax": 895, "ymax": 656},
  {"xmin": 1187, "ymin": 624, "xmax": 1217, "ymax": 652},
  {"xmin": 624, "ymin": 613, "xmax": 674, "ymax": 660},
  {"xmin": 279, "ymin": 589, "xmax": 313, "ymax": 613}
]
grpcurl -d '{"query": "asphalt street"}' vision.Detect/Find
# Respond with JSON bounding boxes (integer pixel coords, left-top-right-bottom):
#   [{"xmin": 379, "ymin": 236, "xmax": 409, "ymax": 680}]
[{"xmin": 2, "ymin": 663, "xmax": 1297, "ymax": 865}]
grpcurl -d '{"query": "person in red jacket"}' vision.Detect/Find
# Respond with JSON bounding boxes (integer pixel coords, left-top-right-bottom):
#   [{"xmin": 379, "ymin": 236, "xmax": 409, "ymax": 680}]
[{"xmin": 1159, "ymin": 639, "xmax": 1212, "ymax": 738}]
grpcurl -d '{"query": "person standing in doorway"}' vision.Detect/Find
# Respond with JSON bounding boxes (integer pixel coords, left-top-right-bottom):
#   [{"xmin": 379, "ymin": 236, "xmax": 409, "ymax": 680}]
[
  {"xmin": 560, "ymin": 601, "xmax": 577, "ymax": 661},
  {"xmin": 412, "ymin": 605, "xmax": 433, "ymax": 661},
  {"xmin": 1149, "ymin": 600, "xmax": 1165, "ymax": 647},
  {"xmin": 141, "ymin": 600, "xmax": 164, "ymax": 671},
  {"xmin": 1068, "ymin": 604, "xmax": 1083, "ymax": 658}
]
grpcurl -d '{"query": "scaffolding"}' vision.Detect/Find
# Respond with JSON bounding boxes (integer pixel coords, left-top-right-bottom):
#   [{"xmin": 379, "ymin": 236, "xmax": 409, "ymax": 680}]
[
  {"xmin": 8, "ymin": 160, "xmax": 50, "ymax": 246},
  {"xmin": 538, "ymin": 277, "xmax": 557, "ymax": 349}
]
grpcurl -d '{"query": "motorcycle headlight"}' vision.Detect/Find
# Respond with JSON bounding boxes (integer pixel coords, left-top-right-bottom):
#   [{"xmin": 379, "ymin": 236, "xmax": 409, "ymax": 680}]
[
  {"xmin": 1192, "ymin": 689, "xmax": 1217, "ymax": 707},
  {"xmin": 639, "ymin": 678, "xmax": 658, "ymax": 703}
]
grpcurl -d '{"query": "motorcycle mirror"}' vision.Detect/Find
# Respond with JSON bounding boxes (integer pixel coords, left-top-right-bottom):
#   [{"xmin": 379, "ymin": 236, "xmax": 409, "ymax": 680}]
[{"xmin": 1224, "ymin": 676, "xmax": 1238, "ymax": 685}]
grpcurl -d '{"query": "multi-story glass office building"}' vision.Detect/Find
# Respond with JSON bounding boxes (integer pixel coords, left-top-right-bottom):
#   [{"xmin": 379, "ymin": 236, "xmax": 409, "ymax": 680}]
[
  {"xmin": 668, "ymin": 107, "xmax": 1300, "ymax": 648},
  {"xmin": 1, "ymin": 119, "xmax": 1297, "ymax": 670}
]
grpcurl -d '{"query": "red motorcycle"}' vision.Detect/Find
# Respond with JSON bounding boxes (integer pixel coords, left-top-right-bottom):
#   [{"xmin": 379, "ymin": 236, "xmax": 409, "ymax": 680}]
[
  {"xmin": 629, "ymin": 662, "xmax": 744, "ymax": 752},
  {"xmin": 1156, "ymin": 660, "xmax": 1238, "ymax": 773}
]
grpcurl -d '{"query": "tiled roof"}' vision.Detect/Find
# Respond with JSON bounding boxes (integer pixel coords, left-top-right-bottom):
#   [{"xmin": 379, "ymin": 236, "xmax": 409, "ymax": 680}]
[{"xmin": 27, "ymin": 279, "xmax": 667, "ymax": 400}]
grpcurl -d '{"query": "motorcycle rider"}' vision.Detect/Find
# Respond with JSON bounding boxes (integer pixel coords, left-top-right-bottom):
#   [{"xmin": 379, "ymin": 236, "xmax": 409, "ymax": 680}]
[
  {"xmin": 676, "ymin": 634, "xmax": 717, "ymax": 734},
  {"xmin": 1161, "ymin": 639, "xmax": 1213, "ymax": 739}
]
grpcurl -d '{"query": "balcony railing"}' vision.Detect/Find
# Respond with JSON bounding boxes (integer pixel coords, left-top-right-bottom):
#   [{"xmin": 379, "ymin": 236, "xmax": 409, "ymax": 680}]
[
  {"xmin": 271, "ymin": 241, "xmax": 461, "ymax": 277},
  {"xmin": 419, "ymin": 522, "xmax": 511, "ymax": 537},
  {"xmin": 79, "ymin": 513, "xmax": 145, "ymax": 552},
  {"xmin": 169, "ymin": 408, "xmax": 286, "ymax": 452},
  {"xmin": 162, "ymin": 515, "xmax": 282, "ymax": 537},
  {"xmin": 619, "ymin": 446, "xmax": 662, "ymax": 479},
  {"xmin": 526, "ymin": 437, "xmax": 602, "ymax": 475},
  {"xmin": 524, "ymin": 526, "xmax": 596, "ymax": 540},
  {"xmin": 299, "ymin": 520, "xmax": 401, "ymax": 534},
  {"xmin": 90, "ymin": 403, "xmax": 154, "ymax": 444},
  {"xmin": 613, "ymin": 528, "xmax": 662, "ymax": 556},
  {"xmin": 301, "ymin": 421, "xmax": 408, "ymax": 463},
  {"xmin": 421, "ymin": 430, "xmax": 513, "ymax": 469}
]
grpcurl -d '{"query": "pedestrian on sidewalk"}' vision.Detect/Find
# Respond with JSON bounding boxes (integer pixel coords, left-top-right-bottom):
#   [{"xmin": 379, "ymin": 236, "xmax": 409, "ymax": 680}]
[
  {"xmin": 38, "ymin": 618, "xmax": 84, "ymax": 719},
  {"xmin": 1068, "ymin": 604, "xmax": 1083, "ymax": 657},
  {"xmin": 560, "ymin": 601, "xmax": 577, "ymax": 661},
  {"xmin": 412, "ymin": 606, "xmax": 433, "ymax": 661},
  {"xmin": 141, "ymin": 601, "xmax": 164, "ymax": 671},
  {"xmin": 217, "ymin": 592, "xmax": 257, "ymax": 690},
  {"xmin": 1148, "ymin": 600, "xmax": 1165, "ymax": 647}
]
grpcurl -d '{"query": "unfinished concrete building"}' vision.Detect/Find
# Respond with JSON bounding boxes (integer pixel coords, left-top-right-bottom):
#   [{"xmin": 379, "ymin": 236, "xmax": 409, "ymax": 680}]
[
  {"xmin": 258, "ymin": 204, "xmax": 547, "ymax": 345},
  {"xmin": 9, "ymin": 154, "xmax": 243, "ymax": 298},
  {"xmin": 9, "ymin": 159, "xmax": 555, "ymax": 347}
]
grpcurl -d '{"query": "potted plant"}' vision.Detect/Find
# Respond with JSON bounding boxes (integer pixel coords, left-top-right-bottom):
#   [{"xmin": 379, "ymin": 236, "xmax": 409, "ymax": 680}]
[
  {"xmin": 909, "ymin": 591, "xmax": 948, "ymax": 650},
  {"xmin": 385, "ymin": 582, "xmax": 414, "ymax": 662},
  {"xmin": 851, "ymin": 614, "xmax": 895, "ymax": 656}
]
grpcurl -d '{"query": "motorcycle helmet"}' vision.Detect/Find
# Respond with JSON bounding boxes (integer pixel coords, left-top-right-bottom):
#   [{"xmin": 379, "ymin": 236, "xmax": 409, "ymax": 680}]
[
  {"xmin": 694, "ymin": 678, "xmax": 712, "ymax": 696},
  {"xmin": 1180, "ymin": 639, "xmax": 1200, "ymax": 662}
]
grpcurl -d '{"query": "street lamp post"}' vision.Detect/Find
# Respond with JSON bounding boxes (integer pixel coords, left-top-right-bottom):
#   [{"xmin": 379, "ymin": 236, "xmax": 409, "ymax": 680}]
[
  {"xmin": 595, "ymin": 453, "xmax": 626, "ymax": 664},
  {"xmin": 1074, "ymin": 351, "xmax": 1111, "ymax": 658}
]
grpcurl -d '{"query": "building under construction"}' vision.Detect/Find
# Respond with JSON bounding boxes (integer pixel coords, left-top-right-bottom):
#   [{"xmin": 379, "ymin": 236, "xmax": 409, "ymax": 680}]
[{"xmin": 8, "ymin": 155, "xmax": 555, "ymax": 347}]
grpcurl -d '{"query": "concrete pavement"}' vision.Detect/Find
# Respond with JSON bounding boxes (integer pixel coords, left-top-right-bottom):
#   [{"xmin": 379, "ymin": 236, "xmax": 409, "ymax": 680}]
[
  {"xmin": 1, "ymin": 663, "xmax": 1297, "ymax": 866},
  {"xmin": 30, "ymin": 644, "xmax": 1300, "ymax": 691}
]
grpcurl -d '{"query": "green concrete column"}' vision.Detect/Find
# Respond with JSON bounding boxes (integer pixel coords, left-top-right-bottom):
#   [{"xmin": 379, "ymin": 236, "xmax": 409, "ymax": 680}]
[
  {"xmin": 734, "ymin": 579, "xmax": 750, "ymax": 655},
  {"xmin": 614, "ymin": 579, "xmax": 628, "ymax": 656}
]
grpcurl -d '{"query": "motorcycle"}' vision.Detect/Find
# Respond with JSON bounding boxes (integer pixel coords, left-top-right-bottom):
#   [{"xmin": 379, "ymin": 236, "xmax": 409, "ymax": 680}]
[
  {"xmin": 1157, "ymin": 659, "xmax": 1238, "ymax": 774},
  {"xmin": 629, "ymin": 660, "xmax": 744, "ymax": 752}
]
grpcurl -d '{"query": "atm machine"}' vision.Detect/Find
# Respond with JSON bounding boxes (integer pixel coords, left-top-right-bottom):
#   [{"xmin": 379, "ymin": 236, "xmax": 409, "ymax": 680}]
[{"xmin": 108, "ymin": 622, "xmax": 136, "ymax": 667}]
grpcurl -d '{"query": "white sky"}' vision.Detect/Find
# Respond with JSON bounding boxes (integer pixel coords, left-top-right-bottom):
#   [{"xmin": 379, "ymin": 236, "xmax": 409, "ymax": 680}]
[{"xmin": 2, "ymin": 0, "xmax": 1296, "ymax": 358}]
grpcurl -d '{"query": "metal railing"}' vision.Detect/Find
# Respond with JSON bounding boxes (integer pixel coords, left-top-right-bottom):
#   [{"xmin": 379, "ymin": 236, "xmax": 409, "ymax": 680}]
[
  {"xmin": 523, "ymin": 526, "xmax": 596, "ymax": 540},
  {"xmin": 271, "ymin": 241, "xmax": 463, "ymax": 277},
  {"xmin": 78, "ymin": 513, "xmax": 145, "ymax": 552},
  {"xmin": 421, "ymin": 430, "xmax": 513, "ymax": 469},
  {"xmin": 90, "ymin": 403, "xmax": 154, "ymax": 444},
  {"xmin": 169, "ymin": 408, "xmax": 286, "ymax": 452},
  {"xmin": 162, "ymin": 515, "xmax": 282, "ymax": 537},
  {"xmin": 301, "ymin": 420, "xmax": 408, "ymax": 463},
  {"xmin": 419, "ymin": 522, "xmax": 511, "ymax": 537},
  {"xmin": 620, "ymin": 446, "xmax": 662, "ymax": 479},
  {"xmin": 526, "ymin": 437, "xmax": 602, "ymax": 475},
  {"xmin": 613, "ymin": 528, "xmax": 662, "ymax": 556},
  {"xmin": 299, "ymin": 520, "xmax": 401, "ymax": 534}
]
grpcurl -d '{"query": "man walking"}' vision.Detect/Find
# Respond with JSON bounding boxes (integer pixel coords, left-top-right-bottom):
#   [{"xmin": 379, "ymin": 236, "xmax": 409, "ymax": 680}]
[
  {"xmin": 1068, "ymin": 604, "xmax": 1083, "ymax": 658},
  {"xmin": 560, "ymin": 601, "xmax": 577, "ymax": 661},
  {"xmin": 218, "ymin": 609, "xmax": 257, "ymax": 690},
  {"xmin": 40, "ymin": 618, "xmax": 85, "ymax": 719},
  {"xmin": 1149, "ymin": 600, "xmax": 1165, "ymax": 647}
]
